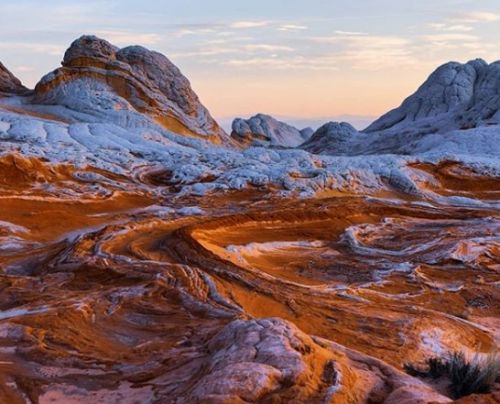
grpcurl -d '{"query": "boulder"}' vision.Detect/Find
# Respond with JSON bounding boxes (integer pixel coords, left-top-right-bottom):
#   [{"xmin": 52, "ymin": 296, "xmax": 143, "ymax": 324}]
[
  {"xmin": 231, "ymin": 114, "xmax": 312, "ymax": 147},
  {"xmin": 300, "ymin": 121, "xmax": 358, "ymax": 154}
]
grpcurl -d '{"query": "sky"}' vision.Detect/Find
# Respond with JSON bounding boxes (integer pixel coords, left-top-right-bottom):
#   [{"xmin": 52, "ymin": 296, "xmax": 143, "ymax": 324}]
[{"xmin": 1, "ymin": 0, "xmax": 500, "ymax": 129}]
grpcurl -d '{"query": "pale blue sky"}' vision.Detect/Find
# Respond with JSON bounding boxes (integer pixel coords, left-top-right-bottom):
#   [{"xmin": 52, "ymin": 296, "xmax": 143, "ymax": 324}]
[{"xmin": 1, "ymin": 0, "xmax": 499, "ymax": 128}]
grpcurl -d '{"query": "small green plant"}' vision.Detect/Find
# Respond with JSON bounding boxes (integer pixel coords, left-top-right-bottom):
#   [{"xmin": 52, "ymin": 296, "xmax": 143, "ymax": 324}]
[{"xmin": 404, "ymin": 351, "xmax": 500, "ymax": 399}]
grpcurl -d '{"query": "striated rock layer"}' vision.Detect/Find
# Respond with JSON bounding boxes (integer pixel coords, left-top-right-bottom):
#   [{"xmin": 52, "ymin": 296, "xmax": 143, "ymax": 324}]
[
  {"xmin": 33, "ymin": 35, "xmax": 229, "ymax": 144},
  {"xmin": 0, "ymin": 38, "xmax": 498, "ymax": 402}
]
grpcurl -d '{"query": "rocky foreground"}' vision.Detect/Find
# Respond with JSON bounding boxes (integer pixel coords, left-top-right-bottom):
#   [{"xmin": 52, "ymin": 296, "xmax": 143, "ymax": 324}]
[{"xmin": 0, "ymin": 36, "xmax": 498, "ymax": 403}]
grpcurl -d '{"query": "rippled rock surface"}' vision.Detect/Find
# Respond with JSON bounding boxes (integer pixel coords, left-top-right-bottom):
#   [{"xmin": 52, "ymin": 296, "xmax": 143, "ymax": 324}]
[
  {"xmin": 0, "ymin": 38, "xmax": 498, "ymax": 403},
  {"xmin": 365, "ymin": 59, "xmax": 500, "ymax": 134}
]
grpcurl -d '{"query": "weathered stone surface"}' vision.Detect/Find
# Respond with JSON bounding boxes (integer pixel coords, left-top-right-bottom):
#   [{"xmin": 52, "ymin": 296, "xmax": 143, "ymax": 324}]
[
  {"xmin": 0, "ymin": 38, "xmax": 498, "ymax": 403},
  {"xmin": 300, "ymin": 121, "xmax": 358, "ymax": 154},
  {"xmin": 62, "ymin": 35, "xmax": 119, "ymax": 66},
  {"xmin": 34, "ymin": 35, "xmax": 228, "ymax": 144},
  {"xmin": 231, "ymin": 114, "xmax": 312, "ymax": 147},
  {"xmin": 0, "ymin": 62, "xmax": 28, "ymax": 95},
  {"xmin": 181, "ymin": 318, "xmax": 334, "ymax": 402},
  {"xmin": 365, "ymin": 59, "xmax": 500, "ymax": 133},
  {"xmin": 178, "ymin": 318, "xmax": 452, "ymax": 403}
]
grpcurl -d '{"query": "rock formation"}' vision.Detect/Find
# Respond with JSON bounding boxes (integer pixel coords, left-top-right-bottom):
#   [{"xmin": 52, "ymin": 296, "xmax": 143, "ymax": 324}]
[
  {"xmin": 300, "ymin": 59, "xmax": 500, "ymax": 156},
  {"xmin": 299, "ymin": 126, "xmax": 314, "ymax": 140},
  {"xmin": 300, "ymin": 121, "xmax": 358, "ymax": 154},
  {"xmin": 179, "ymin": 318, "xmax": 451, "ymax": 403},
  {"xmin": 0, "ymin": 37, "xmax": 498, "ymax": 402},
  {"xmin": 0, "ymin": 62, "xmax": 28, "ymax": 95},
  {"xmin": 33, "ymin": 35, "xmax": 228, "ymax": 144},
  {"xmin": 231, "ymin": 113, "xmax": 312, "ymax": 147},
  {"xmin": 365, "ymin": 59, "xmax": 500, "ymax": 133}
]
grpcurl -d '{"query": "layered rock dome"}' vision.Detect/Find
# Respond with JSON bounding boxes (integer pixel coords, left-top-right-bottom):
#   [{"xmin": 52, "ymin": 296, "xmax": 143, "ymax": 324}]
[{"xmin": 33, "ymin": 35, "xmax": 229, "ymax": 144}]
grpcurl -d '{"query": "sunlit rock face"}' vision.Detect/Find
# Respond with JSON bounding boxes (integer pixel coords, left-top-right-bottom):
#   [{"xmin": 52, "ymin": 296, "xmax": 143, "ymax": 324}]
[
  {"xmin": 0, "ymin": 38, "xmax": 499, "ymax": 402},
  {"xmin": 231, "ymin": 113, "xmax": 312, "ymax": 147},
  {"xmin": 365, "ymin": 59, "xmax": 500, "ymax": 134},
  {"xmin": 0, "ymin": 62, "xmax": 29, "ymax": 95},
  {"xmin": 33, "ymin": 35, "xmax": 229, "ymax": 144}
]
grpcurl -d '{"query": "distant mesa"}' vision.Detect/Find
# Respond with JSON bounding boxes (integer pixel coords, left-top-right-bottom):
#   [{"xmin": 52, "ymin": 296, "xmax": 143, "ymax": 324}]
[
  {"xmin": 300, "ymin": 122, "xmax": 357, "ymax": 154},
  {"xmin": 0, "ymin": 62, "xmax": 29, "ymax": 96},
  {"xmin": 33, "ymin": 35, "xmax": 229, "ymax": 144},
  {"xmin": 231, "ymin": 113, "xmax": 313, "ymax": 147},
  {"xmin": 365, "ymin": 59, "xmax": 500, "ymax": 133}
]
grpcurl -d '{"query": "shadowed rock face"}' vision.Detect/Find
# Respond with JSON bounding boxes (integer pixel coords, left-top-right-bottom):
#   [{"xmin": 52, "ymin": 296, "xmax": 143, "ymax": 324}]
[
  {"xmin": 365, "ymin": 59, "xmax": 500, "ymax": 133},
  {"xmin": 0, "ymin": 62, "xmax": 28, "ymax": 95},
  {"xmin": 34, "ymin": 35, "xmax": 229, "ymax": 144},
  {"xmin": 231, "ymin": 114, "xmax": 313, "ymax": 147},
  {"xmin": 300, "ymin": 122, "xmax": 358, "ymax": 154}
]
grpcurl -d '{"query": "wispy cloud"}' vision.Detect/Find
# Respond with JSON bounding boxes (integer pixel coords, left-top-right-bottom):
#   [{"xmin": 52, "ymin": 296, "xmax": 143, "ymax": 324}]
[
  {"xmin": 309, "ymin": 34, "xmax": 415, "ymax": 70},
  {"xmin": 171, "ymin": 43, "xmax": 294, "ymax": 60},
  {"xmin": 428, "ymin": 23, "xmax": 473, "ymax": 32},
  {"xmin": 278, "ymin": 24, "xmax": 308, "ymax": 32},
  {"xmin": 172, "ymin": 27, "xmax": 221, "ymax": 38},
  {"xmin": 170, "ymin": 20, "xmax": 271, "ymax": 38},
  {"xmin": 334, "ymin": 30, "xmax": 367, "ymax": 36},
  {"xmin": 421, "ymin": 33, "xmax": 478, "ymax": 43},
  {"xmin": 170, "ymin": 47, "xmax": 238, "ymax": 59},
  {"xmin": 229, "ymin": 21, "xmax": 270, "ymax": 29},
  {"xmin": 226, "ymin": 57, "xmax": 292, "ymax": 67},
  {"xmin": 453, "ymin": 11, "xmax": 500, "ymax": 23},
  {"xmin": 225, "ymin": 56, "xmax": 339, "ymax": 71},
  {"xmin": 244, "ymin": 44, "xmax": 294, "ymax": 52},
  {"xmin": 0, "ymin": 42, "xmax": 64, "ymax": 56},
  {"xmin": 427, "ymin": 9, "xmax": 500, "ymax": 36},
  {"xmin": 94, "ymin": 30, "xmax": 161, "ymax": 45}
]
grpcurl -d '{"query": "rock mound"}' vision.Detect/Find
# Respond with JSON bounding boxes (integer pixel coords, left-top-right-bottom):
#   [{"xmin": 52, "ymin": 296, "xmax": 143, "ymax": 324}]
[
  {"xmin": 300, "ymin": 121, "xmax": 357, "ymax": 154},
  {"xmin": 365, "ymin": 59, "xmax": 500, "ymax": 133},
  {"xmin": 0, "ymin": 62, "xmax": 28, "ymax": 95},
  {"xmin": 34, "ymin": 35, "xmax": 228, "ymax": 144},
  {"xmin": 231, "ymin": 114, "xmax": 312, "ymax": 147},
  {"xmin": 299, "ymin": 126, "xmax": 314, "ymax": 140},
  {"xmin": 179, "ymin": 318, "xmax": 451, "ymax": 403},
  {"xmin": 182, "ymin": 318, "xmax": 335, "ymax": 402}
]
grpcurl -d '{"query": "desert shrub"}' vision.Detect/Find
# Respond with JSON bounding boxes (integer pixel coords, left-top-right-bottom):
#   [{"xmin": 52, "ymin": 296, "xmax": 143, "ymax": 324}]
[
  {"xmin": 447, "ymin": 352, "xmax": 499, "ymax": 398},
  {"xmin": 404, "ymin": 356, "xmax": 448, "ymax": 379},
  {"xmin": 404, "ymin": 351, "xmax": 499, "ymax": 399}
]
